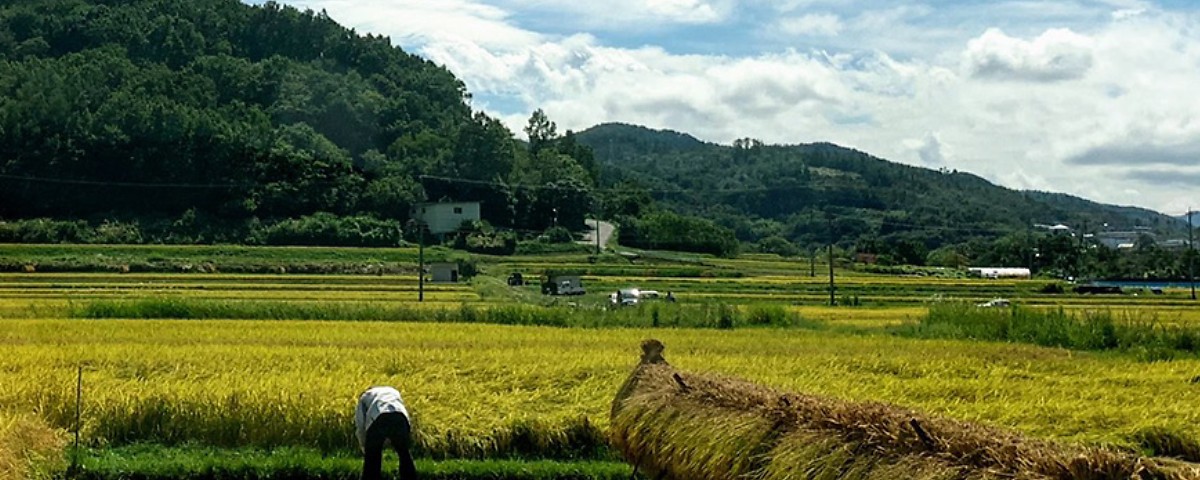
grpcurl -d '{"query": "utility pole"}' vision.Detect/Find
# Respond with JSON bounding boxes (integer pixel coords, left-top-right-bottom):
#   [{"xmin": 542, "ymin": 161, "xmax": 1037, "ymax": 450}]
[
  {"xmin": 595, "ymin": 219, "xmax": 601, "ymax": 255},
  {"xmin": 1078, "ymin": 220, "xmax": 1088, "ymax": 280},
  {"xmin": 418, "ymin": 224, "xmax": 425, "ymax": 302},
  {"xmin": 827, "ymin": 213, "xmax": 836, "ymax": 306},
  {"xmin": 828, "ymin": 241, "xmax": 836, "ymax": 306},
  {"xmin": 1189, "ymin": 208, "xmax": 1195, "ymax": 301},
  {"xmin": 810, "ymin": 249, "xmax": 816, "ymax": 278}
]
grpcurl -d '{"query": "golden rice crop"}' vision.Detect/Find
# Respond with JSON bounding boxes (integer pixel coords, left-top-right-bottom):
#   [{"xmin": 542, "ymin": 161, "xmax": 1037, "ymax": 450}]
[
  {"xmin": 0, "ymin": 411, "xmax": 65, "ymax": 480},
  {"xmin": 2, "ymin": 319, "xmax": 1200, "ymax": 461},
  {"xmin": 610, "ymin": 340, "xmax": 1200, "ymax": 480}
]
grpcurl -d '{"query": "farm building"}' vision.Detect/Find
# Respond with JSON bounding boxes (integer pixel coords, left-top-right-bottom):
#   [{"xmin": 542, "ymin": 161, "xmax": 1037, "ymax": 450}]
[
  {"xmin": 968, "ymin": 267, "xmax": 1032, "ymax": 279},
  {"xmin": 1095, "ymin": 230, "xmax": 1151, "ymax": 250},
  {"xmin": 541, "ymin": 274, "xmax": 585, "ymax": 295},
  {"xmin": 411, "ymin": 202, "xmax": 481, "ymax": 235},
  {"xmin": 429, "ymin": 262, "xmax": 460, "ymax": 283}
]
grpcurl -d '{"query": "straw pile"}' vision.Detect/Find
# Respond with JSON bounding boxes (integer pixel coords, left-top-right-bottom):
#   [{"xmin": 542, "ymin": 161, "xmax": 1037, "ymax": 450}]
[{"xmin": 610, "ymin": 339, "xmax": 1200, "ymax": 480}]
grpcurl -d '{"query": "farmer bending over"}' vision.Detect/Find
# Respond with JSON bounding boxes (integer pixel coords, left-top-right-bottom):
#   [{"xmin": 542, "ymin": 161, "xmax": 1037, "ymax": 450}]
[{"xmin": 356, "ymin": 386, "xmax": 418, "ymax": 480}]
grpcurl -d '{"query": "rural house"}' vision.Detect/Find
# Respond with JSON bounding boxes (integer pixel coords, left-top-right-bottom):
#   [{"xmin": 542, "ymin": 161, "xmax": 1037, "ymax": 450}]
[{"xmin": 411, "ymin": 202, "xmax": 481, "ymax": 235}]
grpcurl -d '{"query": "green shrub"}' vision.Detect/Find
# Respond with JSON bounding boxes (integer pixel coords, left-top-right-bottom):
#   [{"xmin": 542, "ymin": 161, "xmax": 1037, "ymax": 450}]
[
  {"xmin": 0, "ymin": 218, "xmax": 94, "ymax": 243},
  {"xmin": 617, "ymin": 212, "xmax": 738, "ymax": 257},
  {"xmin": 542, "ymin": 226, "xmax": 574, "ymax": 244},
  {"xmin": 254, "ymin": 213, "xmax": 402, "ymax": 247}
]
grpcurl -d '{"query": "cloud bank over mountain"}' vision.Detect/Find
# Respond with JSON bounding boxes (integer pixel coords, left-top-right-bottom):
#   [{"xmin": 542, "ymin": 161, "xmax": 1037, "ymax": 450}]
[{"xmin": 248, "ymin": 0, "xmax": 1200, "ymax": 214}]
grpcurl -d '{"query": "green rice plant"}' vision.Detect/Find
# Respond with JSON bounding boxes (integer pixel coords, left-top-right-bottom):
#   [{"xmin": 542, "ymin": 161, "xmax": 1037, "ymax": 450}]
[
  {"xmin": 69, "ymin": 297, "xmax": 819, "ymax": 331},
  {"xmin": 906, "ymin": 303, "xmax": 1200, "ymax": 357},
  {"xmin": 75, "ymin": 445, "xmax": 631, "ymax": 480},
  {"xmin": 1133, "ymin": 426, "xmax": 1200, "ymax": 462}
]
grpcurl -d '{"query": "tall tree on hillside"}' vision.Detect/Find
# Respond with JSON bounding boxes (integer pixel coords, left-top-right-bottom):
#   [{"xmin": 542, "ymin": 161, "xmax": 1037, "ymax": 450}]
[{"xmin": 524, "ymin": 108, "xmax": 557, "ymax": 158}]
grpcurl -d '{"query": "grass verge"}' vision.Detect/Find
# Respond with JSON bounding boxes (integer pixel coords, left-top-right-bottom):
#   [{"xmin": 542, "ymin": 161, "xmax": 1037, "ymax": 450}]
[{"xmin": 73, "ymin": 445, "xmax": 632, "ymax": 480}]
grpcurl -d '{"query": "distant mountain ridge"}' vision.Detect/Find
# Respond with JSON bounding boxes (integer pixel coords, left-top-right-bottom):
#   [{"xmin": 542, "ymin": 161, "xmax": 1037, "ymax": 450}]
[{"xmin": 577, "ymin": 122, "xmax": 1180, "ymax": 248}]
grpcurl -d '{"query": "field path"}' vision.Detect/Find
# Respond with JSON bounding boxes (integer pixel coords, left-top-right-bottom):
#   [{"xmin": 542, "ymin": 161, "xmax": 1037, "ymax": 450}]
[{"xmin": 579, "ymin": 219, "xmax": 615, "ymax": 251}]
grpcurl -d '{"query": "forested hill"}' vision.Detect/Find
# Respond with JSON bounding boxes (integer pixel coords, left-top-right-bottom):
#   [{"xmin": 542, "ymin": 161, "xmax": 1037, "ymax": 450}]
[
  {"xmin": 0, "ymin": 0, "xmax": 1181, "ymax": 260},
  {"xmin": 580, "ymin": 123, "xmax": 1177, "ymax": 250},
  {"xmin": 0, "ymin": 0, "xmax": 470, "ymax": 220},
  {"xmin": 0, "ymin": 0, "xmax": 605, "ymax": 245}
]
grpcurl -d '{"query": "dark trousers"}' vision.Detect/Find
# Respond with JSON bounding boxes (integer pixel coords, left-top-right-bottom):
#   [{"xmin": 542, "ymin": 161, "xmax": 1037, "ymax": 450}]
[{"xmin": 362, "ymin": 412, "xmax": 418, "ymax": 480}]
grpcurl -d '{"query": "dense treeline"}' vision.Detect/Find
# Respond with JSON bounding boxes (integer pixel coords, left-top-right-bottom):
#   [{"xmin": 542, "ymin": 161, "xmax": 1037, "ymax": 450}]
[
  {"xmin": 0, "ymin": 0, "xmax": 642, "ymax": 247},
  {"xmin": 0, "ymin": 0, "xmax": 1186, "ymax": 266}
]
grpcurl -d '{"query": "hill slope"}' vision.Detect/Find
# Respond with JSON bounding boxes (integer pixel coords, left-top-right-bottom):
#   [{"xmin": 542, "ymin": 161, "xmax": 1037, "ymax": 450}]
[
  {"xmin": 0, "ymin": 0, "xmax": 478, "ymax": 220},
  {"xmin": 579, "ymin": 123, "xmax": 1179, "ymax": 249}
]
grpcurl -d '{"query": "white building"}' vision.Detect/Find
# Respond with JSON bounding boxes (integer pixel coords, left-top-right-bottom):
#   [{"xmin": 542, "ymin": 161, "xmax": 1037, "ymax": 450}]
[
  {"xmin": 429, "ymin": 262, "xmax": 460, "ymax": 283},
  {"xmin": 411, "ymin": 202, "xmax": 481, "ymax": 235},
  {"xmin": 968, "ymin": 267, "xmax": 1032, "ymax": 279},
  {"xmin": 1095, "ymin": 231, "xmax": 1148, "ymax": 250}
]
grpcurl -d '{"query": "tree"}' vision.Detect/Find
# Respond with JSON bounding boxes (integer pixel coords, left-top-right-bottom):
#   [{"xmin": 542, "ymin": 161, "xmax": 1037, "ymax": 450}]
[
  {"xmin": 444, "ymin": 112, "xmax": 515, "ymax": 181},
  {"xmin": 524, "ymin": 108, "xmax": 557, "ymax": 157}
]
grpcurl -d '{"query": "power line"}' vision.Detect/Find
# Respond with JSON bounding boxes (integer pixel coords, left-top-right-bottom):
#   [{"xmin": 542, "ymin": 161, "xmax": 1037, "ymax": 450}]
[
  {"xmin": 0, "ymin": 171, "xmax": 1114, "ymax": 238},
  {"xmin": 0, "ymin": 173, "xmax": 252, "ymax": 189},
  {"xmin": 417, "ymin": 174, "xmax": 845, "ymax": 195}
]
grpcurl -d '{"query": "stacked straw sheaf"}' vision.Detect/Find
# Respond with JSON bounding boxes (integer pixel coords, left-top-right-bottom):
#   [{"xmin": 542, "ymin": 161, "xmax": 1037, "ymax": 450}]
[{"xmin": 609, "ymin": 339, "xmax": 1200, "ymax": 480}]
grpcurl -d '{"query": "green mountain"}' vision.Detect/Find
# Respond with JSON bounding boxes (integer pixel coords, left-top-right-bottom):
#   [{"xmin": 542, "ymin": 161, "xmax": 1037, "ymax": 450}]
[
  {"xmin": 0, "ymin": 0, "xmax": 598, "ymax": 245},
  {"xmin": 0, "ymin": 0, "xmax": 473, "ymax": 221},
  {"xmin": 579, "ymin": 123, "xmax": 1179, "ymax": 250},
  {"xmin": 0, "ymin": 0, "xmax": 1181, "ymax": 261}
]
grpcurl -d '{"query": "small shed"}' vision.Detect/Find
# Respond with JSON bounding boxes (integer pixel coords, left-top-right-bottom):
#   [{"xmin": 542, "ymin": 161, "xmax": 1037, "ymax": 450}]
[{"xmin": 430, "ymin": 262, "xmax": 460, "ymax": 283}]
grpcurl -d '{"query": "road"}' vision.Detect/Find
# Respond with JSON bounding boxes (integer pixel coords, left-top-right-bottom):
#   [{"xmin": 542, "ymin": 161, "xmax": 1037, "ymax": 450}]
[{"xmin": 578, "ymin": 219, "xmax": 615, "ymax": 252}]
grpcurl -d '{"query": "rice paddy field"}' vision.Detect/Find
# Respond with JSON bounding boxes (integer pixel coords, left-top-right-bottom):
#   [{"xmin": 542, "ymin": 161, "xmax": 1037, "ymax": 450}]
[{"xmin": 2, "ymin": 244, "xmax": 1200, "ymax": 479}]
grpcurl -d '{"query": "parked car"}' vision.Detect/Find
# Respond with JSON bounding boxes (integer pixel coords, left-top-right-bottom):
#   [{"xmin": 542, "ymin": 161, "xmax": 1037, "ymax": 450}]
[{"xmin": 976, "ymin": 298, "xmax": 1011, "ymax": 308}]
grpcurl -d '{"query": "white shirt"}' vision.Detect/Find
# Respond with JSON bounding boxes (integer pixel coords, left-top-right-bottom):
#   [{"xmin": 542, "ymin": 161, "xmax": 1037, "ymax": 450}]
[{"xmin": 355, "ymin": 386, "xmax": 410, "ymax": 450}]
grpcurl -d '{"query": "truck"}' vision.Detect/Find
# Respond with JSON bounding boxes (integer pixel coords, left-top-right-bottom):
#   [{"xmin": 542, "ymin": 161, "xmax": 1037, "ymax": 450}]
[{"xmin": 541, "ymin": 272, "xmax": 585, "ymax": 295}]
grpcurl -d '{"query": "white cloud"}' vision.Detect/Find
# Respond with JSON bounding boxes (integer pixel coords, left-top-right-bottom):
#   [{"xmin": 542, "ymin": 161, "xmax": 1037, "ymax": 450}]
[
  {"xmin": 247, "ymin": 0, "xmax": 1200, "ymax": 213},
  {"xmin": 903, "ymin": 133, "xmax": 949, "ymax": 168},
  {"xmin": 645, "ymin": 0, "xmax": 724, "ymax": 23},
  {"xmin": 285, "ymin": 0, "xmax": 540, "ymax": 50},
  {"xmin": 777, "ymin": 13, "xmax": 843, "ymax": 37},
  {"xmin": 963, "ymin": 28, "xmax": 1095, "ymax": 81},
  {"xmin": 1112, "ymin": 8, "xmax": 1147, "ymax": 20},
  {"xmin": 494, "ymin": 0, "xmax": 732, "ymax": 28}
]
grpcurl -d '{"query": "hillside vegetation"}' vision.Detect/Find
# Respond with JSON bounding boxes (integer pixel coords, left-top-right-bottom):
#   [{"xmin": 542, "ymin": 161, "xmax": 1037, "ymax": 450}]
[
  {"xmin": 580, "ymin": 123, "xmax": 1180, "ymax": 256},
  {"xmin": 0, "ymin": 0, "xmax": 1189, "ymax": 271},
  {"xmin": 0, "ymin": 0, "xmax": 597, "ymax": 243}
]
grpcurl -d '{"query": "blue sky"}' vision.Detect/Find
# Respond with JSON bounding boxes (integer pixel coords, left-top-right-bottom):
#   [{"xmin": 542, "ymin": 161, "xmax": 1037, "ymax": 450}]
[{"xmin": 245, "ymin": 0, "xmax": 1200, "ymax": 214}]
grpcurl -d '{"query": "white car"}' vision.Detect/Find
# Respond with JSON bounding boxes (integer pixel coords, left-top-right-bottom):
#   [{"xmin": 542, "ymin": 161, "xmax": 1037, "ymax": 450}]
[
  {"xmin": 610, "ymin": 288, "xmax": 642, "ymax": 306},
  {"xmin": 976, "ymin": 298, "xmax": 1011, "ymax": 308}
]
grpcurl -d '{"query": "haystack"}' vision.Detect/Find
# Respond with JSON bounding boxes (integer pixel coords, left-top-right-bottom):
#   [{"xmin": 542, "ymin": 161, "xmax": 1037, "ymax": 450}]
[{"xmin": 610, "ymin": 339, "xmax": 1200, "ymax": 480}]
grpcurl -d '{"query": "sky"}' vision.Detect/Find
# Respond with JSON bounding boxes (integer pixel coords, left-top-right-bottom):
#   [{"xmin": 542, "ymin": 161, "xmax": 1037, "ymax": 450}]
[{"xmin": 245, "ymin": 0, "xmax": 1200, "ymax": 215}]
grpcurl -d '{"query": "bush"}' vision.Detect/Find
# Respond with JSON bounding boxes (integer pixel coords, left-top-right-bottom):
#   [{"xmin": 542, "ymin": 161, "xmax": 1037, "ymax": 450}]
[
  {"xmin": 0, "ymin": 218, "xmax": 93, "ymax": 243},
  {"xmin": 254, "ymin": 213, "xmax": 402, "ymax": 247},
  {"xmin": 542, "ymin": 226, "xmax": 574, "ymax": 244},
  {"xmin": 449, "ymin": 221, "xmax": 518, "ymax": 255},
  {"xmin": 461, "ymin": 230, "xmax": 518, "ymax": 255},
  {"xmin": 1039, "ymin": 283, "xmax": 1066, "ymax": 294},
  {"xmin": 756, "ymin": 236, "xmax": 799, "ymax": 257},
  {"xmin": 617, "ymin": 212, "xmax": 738, "ymax": 257}
]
